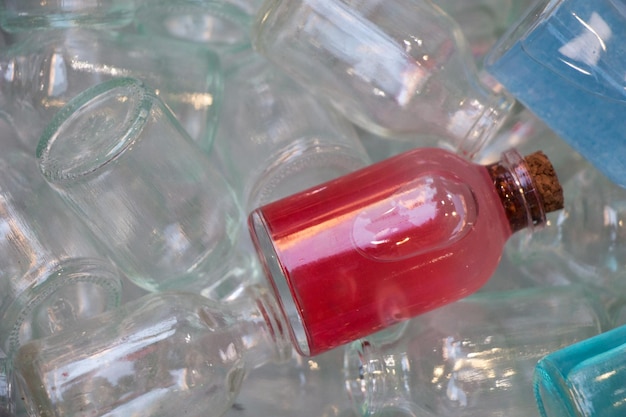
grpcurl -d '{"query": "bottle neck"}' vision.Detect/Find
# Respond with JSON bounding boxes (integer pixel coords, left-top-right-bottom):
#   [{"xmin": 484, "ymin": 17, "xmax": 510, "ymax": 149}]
[
  {"xmin": 239, "ymin": 285, "xmax": 293, "ymax": 369},
  {"xmin": 486, "ymin": 149, "xmax": 546, "ymax": 233},
  {"xmin": 344, "ymin": 340, "xmax": 408, "ymax": 416}
]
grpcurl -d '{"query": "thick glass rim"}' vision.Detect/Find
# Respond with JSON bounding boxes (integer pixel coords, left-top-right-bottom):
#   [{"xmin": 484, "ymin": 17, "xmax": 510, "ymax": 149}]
[{"xmin": 37, "ymin": 77, "xmax": 153, "ymax": 183}]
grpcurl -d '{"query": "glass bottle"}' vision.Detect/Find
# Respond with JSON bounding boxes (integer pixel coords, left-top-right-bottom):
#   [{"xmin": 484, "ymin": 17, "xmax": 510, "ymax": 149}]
[
  {"xmin": 0, "ymin": 0, "xmax": 135, "ymax": 33},
  {"xmin": 36, "ymin": 78, "xmax": 242, "ymax": 293},
  {"xmin": 432, "ymin": 0, "xmax": 535, "ymax": 64},
  {"xmin": 252, "ymin": 0, "xmax": 515, "ymax": 158},
  {"xmin": 249, "ymin": 147, "xmax": 564, "ymax": 356},
  {"xmin": 0, "ymin": 148, "xmax": 123, "ymax": 358},
  {"xmin": 344, "ymin": 285, "xmax": 610, "ymax": 417},
  {"xmin": 505, "ymin": 162, "xmax": 626, "ymax": 293},
  {"xmin": 134, "ymin": 0, "xmax": 261, "ymax": 71},
  {"xmin": 213, "ymin": 54, "xmax": 370, "ymax": 212},
  {"xmin": 485, "ymin": 0, "xmax": 626, "ymax": 187},
  {"xmin": 0, "ymin": 28, "xmax": 222, "ymax": 151},
  {"xmin": 534, "ymin": 323, "xmax": 626, "ymax": 417},
  {"xmin": 14, "ymin": 286, "xmax": 292, "ymax": 417}
]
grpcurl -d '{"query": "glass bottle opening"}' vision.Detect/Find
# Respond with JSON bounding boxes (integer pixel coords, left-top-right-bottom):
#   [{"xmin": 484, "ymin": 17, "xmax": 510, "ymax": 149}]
[
  {"xmin": 0, "ymin": 258, "xmax": 122, "ymax": 355},
  {"xmin": 37, "ymin": 77, "xmax": 153, "ymax": 183}
]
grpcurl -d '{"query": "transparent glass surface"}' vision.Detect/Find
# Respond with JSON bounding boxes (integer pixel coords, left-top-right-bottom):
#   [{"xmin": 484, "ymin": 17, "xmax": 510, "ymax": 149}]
[
  {"xmin": 0, "ymin": 148, "xmax": 122, "ymax": 357},
  {"xmin": 433, "ymin": 0, "xmax": 536, "ymax": 64},
  {"xmin": 253, "ymin": 0, "xmax": 514, "ymax": 157},
  {"xmin": 344, "ymin": 285, "xmax": 609, "ymax": 417},
  {"xmin": 0, "ymin": 28, "xmax": 222, "ymax": 151},
  {"xmin": 14, "ymin": 287, "xmax": 291, "ymax": 417},
  {"xmin": 506, "ymin": 162, "xmax": 626, "ymax": 293},
  {"xmin": 135, "ymin": 0, "xmax": 256, "ymax": 69},
  {"xmin": 0, "ymin": 0, "xmax": 135, "ymax": 33},
  {"xmin": 37, "ymin": 78, "xmax": 242, "ymax": 293},
  {"xmin": 486, "ymin": 0, "xmax": 626, "ymax": 187},
  {"xmin": 535, "ymin": 324, "xmax": 626, "ymax": 417},
  {"xmin": 214, "ymin": 55, "xmax": 370, "ymax": 212},
  {"xmin": 223, "ymin": 348, "xmax": 353, "ymax": 417}
]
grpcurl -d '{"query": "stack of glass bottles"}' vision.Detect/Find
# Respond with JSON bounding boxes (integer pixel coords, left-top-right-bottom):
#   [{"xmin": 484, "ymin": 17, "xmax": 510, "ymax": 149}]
[{"xmin": 0, "ymin": 0, "xmax": 623, "ymax": 417}]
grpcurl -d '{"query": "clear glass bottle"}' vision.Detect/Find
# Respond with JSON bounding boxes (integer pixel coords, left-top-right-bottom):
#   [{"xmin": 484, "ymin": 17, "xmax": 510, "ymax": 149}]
[
  {"xmin": 37, "ymin": 78, "xmax": 242, "ymax": 293},
  {"xmin": 0, "ymin": 0, "xmax": 135, "ymax": 33},
  {"xmin": 0, "ymin": 28, "xmax": 222, "ymax": 151},
  {"xmin": 213, "ymin": 54, "xmax": 370, "ymax": 211},
  {"xmin": 0, "ymin": 148, "xmax": 123, "ymax": 357},
  {"xmin": 252, "ymin": 0, "xmax": 514, "ymax": 157},
  {"xmin": 249, "ymin": 147, "xmax": 564, "ymax": 356},
  {"xmin": 534, "ymin": 323, "xmax": 626, "ymax": 417},
  {"xmin": 505, "ymin": 162, "xmax": 626, "ymax": 293},
  {"xmin": 14, "ymin": 286, "xmax": 292, "ymax": 417},
  {"xmin": 344, "ymin": 285, "xmax": 610, "ymax": 417},
  {"xmin": 485, "ymin": 0, "xmax": 626, "ymax": 187},
  {"xmin": 432, "ymin": 0, "xmax": 535, "ymax": 63},
  {"xmin": 134, "ymin": 0, "xmax": 259, "ymax": 71}
]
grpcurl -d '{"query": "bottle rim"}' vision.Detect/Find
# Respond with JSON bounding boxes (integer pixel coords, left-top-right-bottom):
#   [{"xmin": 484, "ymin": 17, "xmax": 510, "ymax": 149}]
[
  {"xmin": 37, "ymin": 77, "xmax": 153, "ymax": 184},
  {"xmin": 0, "ymin": 258, "xmax": 122, "ymax": 356}
]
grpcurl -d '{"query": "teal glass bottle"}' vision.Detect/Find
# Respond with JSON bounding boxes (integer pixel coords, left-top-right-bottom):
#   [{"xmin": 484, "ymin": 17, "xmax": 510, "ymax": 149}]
[{"xmin": 534, "ymin": 324, "xmax": 626, "ymax": 417}]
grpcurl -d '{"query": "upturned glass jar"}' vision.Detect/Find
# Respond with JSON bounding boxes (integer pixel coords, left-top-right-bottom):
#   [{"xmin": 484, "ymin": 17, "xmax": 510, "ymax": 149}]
[{"xmin": 37, "ymin": 78, "xmax": 242, "ymax": 293}]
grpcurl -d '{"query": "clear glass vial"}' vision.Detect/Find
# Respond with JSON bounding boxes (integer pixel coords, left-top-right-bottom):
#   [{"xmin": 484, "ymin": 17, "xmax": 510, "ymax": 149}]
[
  {"xmin": 0, "ymin": 28, "xmax": 222, "ymax": 151},
  {"xmin": 37, "ymin": 78, "xmax": 242, "ymax": 293},
  {"xmin": 252, "ymin": 0, "xmax": 514, "ymax": 157},
  {"xmin": 214, "ymin": 55, "xmax": 370, "ymax": 211},
  {"xmin": 14, "ymin": 286, "xmax": 292, "ymax": 417},
  {"xmin": 344, "ymin": 285, "xmax": 610, "ymax": 417}
]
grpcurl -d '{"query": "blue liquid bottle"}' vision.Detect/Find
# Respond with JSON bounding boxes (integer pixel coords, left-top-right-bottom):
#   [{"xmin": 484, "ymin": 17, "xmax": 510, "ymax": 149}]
[
  {"xmin": 534, "ymin": 325, "xmax": 626, "ymax": 417},
  {"xmin": 485, "ymin": 0, "xmax": 626, "ymax": 187}
]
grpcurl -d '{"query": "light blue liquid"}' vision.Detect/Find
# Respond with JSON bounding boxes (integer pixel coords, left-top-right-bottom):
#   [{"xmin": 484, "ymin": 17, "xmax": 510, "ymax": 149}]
[
  {"xmin": 486, "ymin": 0, "xmax": 626, "ymax": 187},
  {"xmin": 534, "ymin": 325, "xmax": 626, "ymax": 417}
]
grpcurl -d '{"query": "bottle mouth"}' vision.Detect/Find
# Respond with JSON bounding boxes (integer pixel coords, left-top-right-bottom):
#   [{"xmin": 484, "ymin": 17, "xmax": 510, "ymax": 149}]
[
  {"xmin": 344, "ymin": 340, "xmax": 385, "ymax": 416},
  {"xmin": 37, "ymin": 78, "xmax": 152, "ymax": 184},
  {"xmin": 501, "ymin": 148, "xmax": 546, "ymax": 231},
  {"xmin": 456, "ymin": 92, "xmax": 515, "ymax": 159},
  {"xmin": 0, "ymin": 258, "xmax": 122, "ymax": 355},
  {"xmin": 534, "ymin": 358, "xmax": 580, "ymax": 417},
  {"xmin": 248, "ymin": 210, "xmax": 311, "ymax": 356}
]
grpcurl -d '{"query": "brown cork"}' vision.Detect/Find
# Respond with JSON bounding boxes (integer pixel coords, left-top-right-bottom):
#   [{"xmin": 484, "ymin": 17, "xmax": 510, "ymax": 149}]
[{"xmin": 524, "ymin": 151, "xmax": 564, "ymax": 213}]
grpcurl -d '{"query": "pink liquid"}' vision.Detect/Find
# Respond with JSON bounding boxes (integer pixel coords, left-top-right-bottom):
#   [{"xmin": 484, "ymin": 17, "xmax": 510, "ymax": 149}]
[{"xmin": 251, "ymin": 148, "xmax": 513, "ymax": 356}]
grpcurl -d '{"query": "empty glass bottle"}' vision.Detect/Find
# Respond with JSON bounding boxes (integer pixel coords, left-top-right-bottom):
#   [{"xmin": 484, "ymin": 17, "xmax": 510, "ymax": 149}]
[
  {"xmin": 505, "ymin": 163, "xmax": 626, "ymax": 292},
  {"xmin": 37, "ymin": 78, "xmax": 242, "ymax": 293},
  {"xmin": 345, "ymin": 285, "xmax": 610, "ymax": 417},
  {"xmin": 0, "ymin": 149, "xmax": 123, "ymax": 356},
  {"xmin": 0, "ymin": 0, "xmax": 135, "ymax": 33},
  {"xmin": 135, "ymin": 0, "xmax": 260, "ymax": 70},
  {"xmin": 14, "ymin": 285, "xmax": 292, "ymax": 417},
  {"xmin": 252, "ymin": 0, "xmax": 515, "ymax": 157},
  {"xmin": 0, "ymin": 28, "xmax": 222, "ymax": 151},
  {"xmin": 213, "ymin": 54, "xmax": 370, "ymax": 211},
  {"xmin": 250, "ymin": 146, "xmax": 564, "ymax": 356},
  {"xmin": 433, "ymin": 0, "xmax": 535, "ymax": 63}
]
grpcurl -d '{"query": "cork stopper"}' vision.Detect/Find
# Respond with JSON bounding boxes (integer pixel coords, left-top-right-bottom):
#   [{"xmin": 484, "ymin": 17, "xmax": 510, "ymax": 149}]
[
  {"xmin": 487, "ymin": 149, "xmax": 564, "ymax": 233},
  {"xmin": 524, "ymin": 151, "xmax": 564, "ymax": 213}
]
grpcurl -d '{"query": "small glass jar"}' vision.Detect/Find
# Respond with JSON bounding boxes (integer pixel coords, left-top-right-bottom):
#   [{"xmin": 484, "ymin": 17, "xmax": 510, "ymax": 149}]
[
  {"xmin": 37, "ymin": 78, "xmax": 242, "ymax": 293},
  {"xmin": 252, "ymin": 0, "xmax": 514, "ymax": 157}
]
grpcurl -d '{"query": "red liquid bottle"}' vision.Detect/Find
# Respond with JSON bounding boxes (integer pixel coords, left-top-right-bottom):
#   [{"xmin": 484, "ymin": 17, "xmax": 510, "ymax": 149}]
[{"xmin": 249, "ymin": 148, "xmax": 563, "ymax": 356}]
